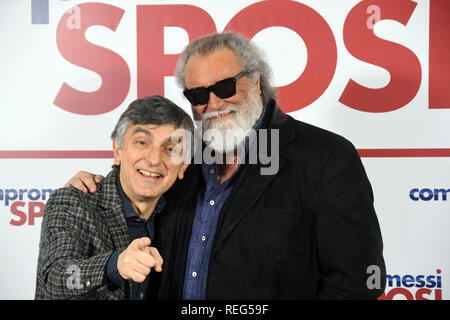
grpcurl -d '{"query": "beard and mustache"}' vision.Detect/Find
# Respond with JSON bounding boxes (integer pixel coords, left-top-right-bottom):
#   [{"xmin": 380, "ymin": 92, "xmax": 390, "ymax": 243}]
[{"xmin": 194, "ymin": 84, "xmax": 264, "ymax": 155}]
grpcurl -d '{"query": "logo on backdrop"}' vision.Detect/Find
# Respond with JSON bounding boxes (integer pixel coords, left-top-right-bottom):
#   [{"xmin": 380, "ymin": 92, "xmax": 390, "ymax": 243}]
[
  {"xmin": 379, "ymin": 269, "xmax": 443, "ymax": 300},
  {"xmin": 410, "ymin": 188, "xmax": 450, "ymax": 201},
  {"xmin": 0, "ymin": 188, "xmax": 55, "ymax": 226},
  {"xmin": 31, "ymin": 0, "xmax": 450, "ymax": 115}
]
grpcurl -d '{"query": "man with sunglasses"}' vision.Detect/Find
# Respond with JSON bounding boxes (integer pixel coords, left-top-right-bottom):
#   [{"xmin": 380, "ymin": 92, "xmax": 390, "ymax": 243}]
[{"xmin": 65, "ymin": 32, "xmax": 386, "ymax": 299}]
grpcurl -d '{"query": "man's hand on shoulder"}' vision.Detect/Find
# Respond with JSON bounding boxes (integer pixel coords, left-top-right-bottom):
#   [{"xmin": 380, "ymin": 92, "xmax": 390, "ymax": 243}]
[
  {"xmin": 117, "ymin": 237, "xmax": 163, "ymax": 283},
  {"xmin": 64, "ymin": 170, "xmax": 104, "ymax": 193}
]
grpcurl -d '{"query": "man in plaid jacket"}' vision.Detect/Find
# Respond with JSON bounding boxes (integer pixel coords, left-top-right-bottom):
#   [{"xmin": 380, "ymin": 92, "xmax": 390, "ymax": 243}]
[{"xmin": 35, "ymin": 96, "xmax": 192, "ymax": 299}]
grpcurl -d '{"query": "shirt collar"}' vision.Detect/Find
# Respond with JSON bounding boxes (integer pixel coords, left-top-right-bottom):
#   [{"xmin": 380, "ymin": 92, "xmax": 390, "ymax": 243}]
[{"xmin": 116, "ymin": 174, "xmax": 165, "ymax": 219}]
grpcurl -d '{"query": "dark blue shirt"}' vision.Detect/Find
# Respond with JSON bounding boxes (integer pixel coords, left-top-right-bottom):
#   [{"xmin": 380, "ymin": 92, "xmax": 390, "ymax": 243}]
[
  {"xmin": 106, "ymin": 176, "xmax": 165, "ymax": 300},
  {"xmin": 182, "ymin": 106, "xmax": 266, "ymax": 300}
]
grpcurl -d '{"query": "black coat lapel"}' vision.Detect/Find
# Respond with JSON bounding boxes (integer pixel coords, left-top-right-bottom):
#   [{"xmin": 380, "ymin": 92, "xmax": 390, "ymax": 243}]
[
  {"xmin": 160, "ymin": 164, "xmax": 203, "ymax": 299},
  {"xmin": 211, "ymin": 102, "xmax": 294, "ymax": 256},
  {"xmin": 211, "ymin": 156, "xmax": 287, "ymax": 256}
]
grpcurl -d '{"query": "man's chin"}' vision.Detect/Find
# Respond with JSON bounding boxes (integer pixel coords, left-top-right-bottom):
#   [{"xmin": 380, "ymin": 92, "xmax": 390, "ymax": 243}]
[
  {"xmin": 134, "ymin": 181, "xmax": 164, "ymax": 199},
  {"xmin": 135, "ymin": 190, "xmax": 161, "ymax": 201},
  {"xmin": 204, "ymin": 135, "xmax": 246, "ymax": 155}
]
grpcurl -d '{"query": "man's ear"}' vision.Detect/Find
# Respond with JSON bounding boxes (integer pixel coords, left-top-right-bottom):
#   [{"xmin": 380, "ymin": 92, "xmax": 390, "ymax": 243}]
[
  {"xmin": 112, "ymin": 141, "xmax": 121, "ymax": 166},
  {"xmin": 177, "ymin": 160, "xmax": 191, "ymax": 180}
]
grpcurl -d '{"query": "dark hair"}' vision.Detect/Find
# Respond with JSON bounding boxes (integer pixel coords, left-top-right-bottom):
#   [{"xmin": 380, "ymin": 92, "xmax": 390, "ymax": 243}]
[{"xmin": 111, "ymin": 95, "xmax": 194, "ymax": 152}]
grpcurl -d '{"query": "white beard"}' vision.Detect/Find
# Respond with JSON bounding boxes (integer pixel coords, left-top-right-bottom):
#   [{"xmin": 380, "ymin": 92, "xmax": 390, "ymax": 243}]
[{"xmin": 199, "ymin": 86, "xmax": 264, "ymax": 154}]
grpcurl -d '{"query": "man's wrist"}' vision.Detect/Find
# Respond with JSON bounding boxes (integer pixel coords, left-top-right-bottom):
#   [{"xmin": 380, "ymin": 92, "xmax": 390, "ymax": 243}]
[{"xmin": 105, "ymin": 250, "xmax": 126, "ymax": 289}]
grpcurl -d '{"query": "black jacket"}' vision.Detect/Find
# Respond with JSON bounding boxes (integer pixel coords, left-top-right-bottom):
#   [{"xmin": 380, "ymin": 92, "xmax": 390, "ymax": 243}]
[{"xmin": 151, "ymin": 101, "xmax": 386, "ymax": 299}]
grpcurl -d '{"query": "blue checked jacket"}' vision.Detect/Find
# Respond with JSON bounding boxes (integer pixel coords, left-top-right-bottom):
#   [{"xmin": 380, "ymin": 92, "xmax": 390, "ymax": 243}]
[{"xmin": 35, "ymin": 168, "xmax": 132, "ymax": 299}]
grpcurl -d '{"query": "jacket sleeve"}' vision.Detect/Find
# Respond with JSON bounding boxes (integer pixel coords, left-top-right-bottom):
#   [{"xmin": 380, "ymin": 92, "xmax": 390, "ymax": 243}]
[
  {"xmin": 316, "ymin": 137, "xmax": 386, "ymax": 299},
  {"xmin": 35, "ymin": 188, "xmax": 124, "ymax": 300}
]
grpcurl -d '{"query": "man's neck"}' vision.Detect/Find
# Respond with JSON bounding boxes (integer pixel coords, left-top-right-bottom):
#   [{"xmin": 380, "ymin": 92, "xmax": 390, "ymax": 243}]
[
  {"xmin": 129, "ymin": 198, "xmax": 158, "ymax": 220},
  {"xmin": 216, "ymin": 152, "xmax": 239, "ymax": 184},
  {"xmin": 118, "ymin": 174, "xmax": 158, "ymax": 220}
]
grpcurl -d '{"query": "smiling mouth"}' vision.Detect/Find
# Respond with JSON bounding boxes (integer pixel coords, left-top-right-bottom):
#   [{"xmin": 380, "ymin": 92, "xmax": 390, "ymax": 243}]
[{"xmin": 138, "ymin": 169, "xmax": 162, "ymax": 178}]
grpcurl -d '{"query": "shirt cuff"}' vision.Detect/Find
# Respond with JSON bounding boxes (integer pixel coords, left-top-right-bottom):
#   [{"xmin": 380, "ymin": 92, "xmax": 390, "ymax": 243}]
[{"xmin": 106, "ymin": 250, "xmax": 126, "ymax": 289}]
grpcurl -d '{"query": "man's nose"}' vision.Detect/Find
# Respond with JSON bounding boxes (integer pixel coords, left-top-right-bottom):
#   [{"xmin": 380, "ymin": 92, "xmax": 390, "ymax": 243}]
[
  {"xmin": 145, "ymin": 147, "xmax": 162, "ymax": 167},
  {"xmin": 206, "ymin": 91, "xmax": 224, "ymax": 112}
]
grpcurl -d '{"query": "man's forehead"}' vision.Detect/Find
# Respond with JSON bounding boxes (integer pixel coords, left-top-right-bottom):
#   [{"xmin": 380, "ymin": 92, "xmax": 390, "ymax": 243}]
[
  {"xmin": 128, "ymin": 123, "xmax": 182, "ymax": 139},
  {"xmin": 184, "ymin": 47, "xmax": 242, "ymax": 87}
]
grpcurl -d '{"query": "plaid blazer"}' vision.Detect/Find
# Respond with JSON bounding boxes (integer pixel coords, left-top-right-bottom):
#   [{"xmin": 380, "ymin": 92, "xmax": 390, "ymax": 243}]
[{"xmin": 35, "ymin": 168, "xmax": 132, "ymax": 299}]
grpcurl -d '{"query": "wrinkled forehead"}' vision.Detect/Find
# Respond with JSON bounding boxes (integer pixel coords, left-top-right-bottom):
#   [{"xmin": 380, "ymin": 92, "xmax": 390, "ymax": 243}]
[{"xmin": 126, "ymin": 123, "xmax": 186, "ymax": 142}]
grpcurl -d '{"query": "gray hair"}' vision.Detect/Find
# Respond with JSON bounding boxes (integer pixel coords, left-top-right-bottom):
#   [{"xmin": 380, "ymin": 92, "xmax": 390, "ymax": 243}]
[
  {"xmin": 111, "ymin": 95, "xmax": 194, "ymax": 154},
  {"xmin": 174, "ymin": 32, "xmax": 278, "ymax": 106}
]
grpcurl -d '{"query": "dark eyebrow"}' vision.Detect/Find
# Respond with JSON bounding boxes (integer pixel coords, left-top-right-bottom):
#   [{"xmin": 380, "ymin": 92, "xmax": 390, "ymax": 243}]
[{"xmin": 131, "ymin": 127, "xmax": 153, "ymax": 138}]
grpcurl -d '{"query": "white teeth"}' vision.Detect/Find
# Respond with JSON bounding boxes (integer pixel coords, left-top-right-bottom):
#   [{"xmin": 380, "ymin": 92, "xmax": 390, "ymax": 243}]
[
  {"xmin": 139, "ymin": 169, "xmax": 150, "ymax": 176},
  {"xmin": 139, "ymin": 169, "xmax": 161, "ymax": 177}
]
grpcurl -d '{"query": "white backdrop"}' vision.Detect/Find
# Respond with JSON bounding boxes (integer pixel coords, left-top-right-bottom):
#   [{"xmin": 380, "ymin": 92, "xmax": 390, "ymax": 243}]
[{"xmin": 0, "ymin": 0, "xmax": 449, "ymax": 300}]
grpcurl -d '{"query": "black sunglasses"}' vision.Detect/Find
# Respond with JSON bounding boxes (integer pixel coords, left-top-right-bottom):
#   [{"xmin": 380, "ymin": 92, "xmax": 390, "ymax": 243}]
[{"xmin": 183, "ymin": 71, "xmax": 248, "ymax": 106}]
